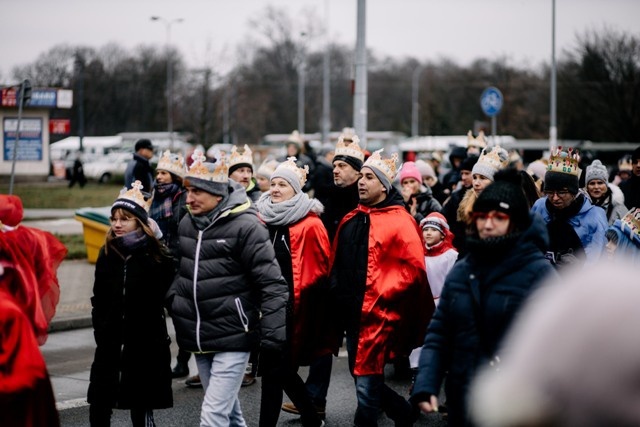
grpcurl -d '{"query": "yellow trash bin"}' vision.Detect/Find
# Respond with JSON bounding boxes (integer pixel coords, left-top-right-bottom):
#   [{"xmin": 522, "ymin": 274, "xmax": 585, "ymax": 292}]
[{"xmin": 74, "ymin": 207, "xmax": 111, "ymax": 264}]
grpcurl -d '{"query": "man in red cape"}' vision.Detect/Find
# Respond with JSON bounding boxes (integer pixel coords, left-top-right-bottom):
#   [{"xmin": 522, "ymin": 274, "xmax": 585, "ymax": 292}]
[{"xmin": 329, "ymin": 150, "xmax": 434, "ymax": 427}]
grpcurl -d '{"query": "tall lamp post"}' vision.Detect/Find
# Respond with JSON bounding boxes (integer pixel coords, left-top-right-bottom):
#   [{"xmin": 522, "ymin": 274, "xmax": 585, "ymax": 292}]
[
  {"xmin": 411, "ymin": 64, "xmax": 425, "ymax": 138},
  {"xmin": 549, "ymin": 0, "xmax": 557, "ymax": 151},
  {"xmin": 151, "ymin": 15, "xmax": 183, "ymax": 150},
  {"xmin": 297, "ymin": 32, "xmax": 307, "ymax": 135}
]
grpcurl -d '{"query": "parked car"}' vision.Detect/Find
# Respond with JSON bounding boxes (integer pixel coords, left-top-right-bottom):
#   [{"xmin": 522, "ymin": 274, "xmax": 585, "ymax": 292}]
[{"xmin": 83, "ymin": 152, "xmax": 132, "ymax": 184}]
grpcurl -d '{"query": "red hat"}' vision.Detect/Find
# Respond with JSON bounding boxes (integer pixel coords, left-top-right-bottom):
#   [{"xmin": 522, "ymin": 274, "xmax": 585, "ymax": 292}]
[{"xmin": 0, "ymin": 195, "xmax": 24, "ymax": 227}]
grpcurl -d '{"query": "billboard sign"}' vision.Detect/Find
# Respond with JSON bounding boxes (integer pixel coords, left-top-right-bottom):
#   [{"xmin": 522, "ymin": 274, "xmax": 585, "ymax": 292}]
[
  {"xmin": 3, "ymin": 118, "xmax": 43, "ymax": 161},
  {"xmin": 49, "ymin": 119, "xmax": 71, "ymax": 134}
]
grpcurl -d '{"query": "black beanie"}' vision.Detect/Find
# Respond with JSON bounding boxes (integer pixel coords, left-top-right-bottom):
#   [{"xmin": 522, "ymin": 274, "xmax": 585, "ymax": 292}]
[
  {"xmin": 333, "ymin": 154, "xmax": 363, "ymax": 171},
  {"xmin": 632, "ymin": 146, "xmax": 640, "ymax": 162},
  {"xmin": 460, "ymin": 155, "xmax": 479, "ymax": 172},
  {"xmin": 544, "ymin": 170, "xmax": 579, "ymax": 194},
  {"xmin": 228, "ymin": 162, "xmax": 253, "ymax": 175},
  {"xmin": 474, "ymin": 169, "xmax": 531, "ymax": 232}
]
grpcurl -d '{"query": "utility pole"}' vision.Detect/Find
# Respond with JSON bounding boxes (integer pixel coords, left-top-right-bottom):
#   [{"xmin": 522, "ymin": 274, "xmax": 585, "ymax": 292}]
[
  {"xmin": 151, "ymin": 16, "xmax": 184, "ymax": 150},
  {"xmin": 411, "ymin": 64, "xmax": 425, "ymax": 137},
  {"xmin": 298, "ymin": 32, "xmax": 307, "ymax": 135},
  {"xmin": 9, "ymin": 79, "xmax": 31, "ymax": 195},
  {"xmin": 75, "ymin": 52, "xmax": 85, "ymax": 152},
  {"xmin": 550, "ymin": 0, "xmax": 557, "ymax": 150},
  {"xmin": 321, "ymin": 0, "xmax": 331, "ymax": 144},
  {"xmin": 353, "ymin": 0, "xmax": 367, "ymax": 148}
]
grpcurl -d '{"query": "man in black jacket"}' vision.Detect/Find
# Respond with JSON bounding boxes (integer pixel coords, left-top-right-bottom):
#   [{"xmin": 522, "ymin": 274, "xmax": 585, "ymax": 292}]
[
  {"xmin": 124, "ymin": 139, "xmax": 155, "ymax": 193},
  {"xmin": 167, "ymin": 150, "xmax": 288, "ymax": 426},
  {"xmin": 620, "ymin": 146, "xmax": 640, "ymax": 210}
]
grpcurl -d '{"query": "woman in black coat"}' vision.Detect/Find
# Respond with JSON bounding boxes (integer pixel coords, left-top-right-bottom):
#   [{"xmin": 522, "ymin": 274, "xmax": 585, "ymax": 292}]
[
  {"xmin": 411, "ymin": 170, "xmax": 556, "ymax": 426},
  {"xmin": 87, "ymin": 181, "xmax": 176, "ymax": 427}
]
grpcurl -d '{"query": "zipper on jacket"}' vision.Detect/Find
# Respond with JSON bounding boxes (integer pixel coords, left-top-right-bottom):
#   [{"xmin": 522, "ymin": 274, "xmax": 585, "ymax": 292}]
[
  {"xmin": 235, "ymin": 297, "xmax": 250, "ymax": 332},
  {"xmin": 281, "ymin": 234, "xmax": 291, "ymax": 254},
  {"xmin": 194, "ymin": 230, "xmax": 204, "ymax": 352}
]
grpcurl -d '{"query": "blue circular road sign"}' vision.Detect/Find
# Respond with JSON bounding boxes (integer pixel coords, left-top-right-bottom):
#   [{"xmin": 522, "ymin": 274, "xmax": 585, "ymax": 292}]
[{"xmin": 480, "ymin": 86, "xmax": 503, "ymax": 117}]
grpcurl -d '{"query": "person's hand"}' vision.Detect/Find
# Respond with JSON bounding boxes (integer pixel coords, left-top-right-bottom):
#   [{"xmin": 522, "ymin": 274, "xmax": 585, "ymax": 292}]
[
  {"xmin": 408, "ymin": 197, "xmax": 418, "ymax": 216},
  {"xmin": 401, "ymin": 185, "xmax": 413, "ymax": 203},
  {"xmin": 418, "ymin": 395, "xmax": 439, "ymax": 414}
]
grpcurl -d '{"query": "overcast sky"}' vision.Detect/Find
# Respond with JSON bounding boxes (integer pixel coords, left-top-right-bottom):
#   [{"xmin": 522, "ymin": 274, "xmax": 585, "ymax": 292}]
[{"xmin": 2, "ymin": 0, "xmax": 639, "ymax": 80}]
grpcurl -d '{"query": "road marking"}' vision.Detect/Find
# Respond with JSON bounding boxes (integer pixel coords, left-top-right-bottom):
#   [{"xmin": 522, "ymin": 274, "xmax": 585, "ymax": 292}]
[{"xmin": 56, "ymin": 397, "xmax": 89, "ymax": 411}]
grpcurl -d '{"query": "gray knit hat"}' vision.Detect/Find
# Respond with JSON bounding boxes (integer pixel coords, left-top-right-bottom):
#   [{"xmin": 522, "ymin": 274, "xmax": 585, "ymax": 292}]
[
  {"xmin": 471, "ymin": 146, "xmax": 509, "ymax": 182},
  {"xmin": 270, "ymin": 157, "xmax": 308, "ymax": 194},
  {"xmin": 585, "ymin": 160, "xmax": 609, "ymax": 184}
]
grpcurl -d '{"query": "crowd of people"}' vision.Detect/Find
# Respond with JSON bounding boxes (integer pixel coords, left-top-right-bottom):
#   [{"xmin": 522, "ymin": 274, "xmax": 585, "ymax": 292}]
[{"xmin": 3, "ymin": 130, "xmax": 639, "ymax": 427}]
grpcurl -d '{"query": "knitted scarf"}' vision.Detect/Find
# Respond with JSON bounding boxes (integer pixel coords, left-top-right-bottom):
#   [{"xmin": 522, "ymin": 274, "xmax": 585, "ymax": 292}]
[
  {"xmin": 256, "ymin": 191, "xmax": 324, "ymax": 226},
  {"xmin": 109, "ymin": 229, "xmax": 148, "ymax": 259},
  {"xmin": 150, "ymin": 183, "xmax": 180, "ymax": 220}
]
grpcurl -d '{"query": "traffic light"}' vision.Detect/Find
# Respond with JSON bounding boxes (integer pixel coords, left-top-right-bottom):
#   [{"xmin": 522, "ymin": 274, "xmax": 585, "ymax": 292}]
[{"xmin": 19, "ymin": 79, "xmax": 31, "ymax": 107}]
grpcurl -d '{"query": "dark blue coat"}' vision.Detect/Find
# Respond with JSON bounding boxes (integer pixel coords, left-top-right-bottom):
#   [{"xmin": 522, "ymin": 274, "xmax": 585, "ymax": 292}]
[{"xmin": 411, "ymin": 214, "xmax": 556, "ymax": 426}]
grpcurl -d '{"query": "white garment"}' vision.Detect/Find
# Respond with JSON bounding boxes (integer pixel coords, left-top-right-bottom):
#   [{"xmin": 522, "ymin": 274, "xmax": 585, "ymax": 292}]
[{"xmin": 425, "ymin": 249, "xmax": 458, "ymax": 306}]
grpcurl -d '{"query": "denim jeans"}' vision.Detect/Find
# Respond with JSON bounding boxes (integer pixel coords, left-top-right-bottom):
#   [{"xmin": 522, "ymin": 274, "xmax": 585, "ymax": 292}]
[
  {"xmin": 305, "ymin": 353, "xmax": 333, "ymax": 407},
  {"xmin": 195, "ymin": 352, "xmax": 250, "ymax": 427},
  {"xmin": 346, "ymin": 327, "xmax": 413, "ymax": 427}
]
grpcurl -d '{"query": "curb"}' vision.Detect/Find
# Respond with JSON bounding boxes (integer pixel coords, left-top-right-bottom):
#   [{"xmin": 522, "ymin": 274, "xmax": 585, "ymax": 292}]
[{"xmin": 49, "ymin": 316, "xmax": 93, "ymax": 333}]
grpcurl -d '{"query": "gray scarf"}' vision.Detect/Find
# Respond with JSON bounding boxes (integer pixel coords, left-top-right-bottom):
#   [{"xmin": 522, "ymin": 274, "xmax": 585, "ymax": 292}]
[{"xmin": 256, "ymin": 191, "xmax": 324, "ymax": 226}]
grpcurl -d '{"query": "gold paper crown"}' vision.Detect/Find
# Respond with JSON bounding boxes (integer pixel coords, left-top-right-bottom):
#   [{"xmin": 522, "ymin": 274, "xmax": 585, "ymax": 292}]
[
  {"xmin": 467, "ymin": 130, "xmax": 488, "ymax": 149},
  {"xmin": 362, "ymin": 149, "xmax": 398, "ymax": 182},
  {"xmin": 547, "ymin": 146, "xmax": 581, "ymax": 177},
  {"xmin": 117, "ymin": 180, "xmax": 151, "ymax": 211},
  {"xmin": 477, "ymin": 145, "xmax": 509, "ymax": 171},
  {"xmin": 156, "ymin": 150, "xmax": 186, "ymax": 178},
  {"xmin": 286, "ymin": 130, "xmax": 304, "ymax": 147},
  {"xmin": 276, "ymin": 156, "xmax": 309, "ymax": 186},
  {"xmin": 335, "ymin": 134, "xmax": 365, "ymax": 162},
  {"xmin": 621, "ymin": 208, "xmax": 640, "ymax": 241},
  {"xmin": 229, "ymin": 144, "xmax": 253, "ymax": 169},
  {"xmin": 618, "ymin": 156, "xmax": 633, "ymax": 172},
  {"xmin": 187, "ymin": 150, "xmax": 228, "ymax": 183},
  {"xmin": 256, "ymin": 158, "xmax": 279, "ymax": 178}
]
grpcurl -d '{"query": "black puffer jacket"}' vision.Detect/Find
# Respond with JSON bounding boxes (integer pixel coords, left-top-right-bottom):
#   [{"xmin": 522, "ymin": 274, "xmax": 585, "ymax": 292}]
[
  {"xmin": 168, "ymin": 183, "xmax": 288, "ymax": 353},
  {"xmin": 411, "ymin": 214, "xmax": 556, "ymax": 426}
]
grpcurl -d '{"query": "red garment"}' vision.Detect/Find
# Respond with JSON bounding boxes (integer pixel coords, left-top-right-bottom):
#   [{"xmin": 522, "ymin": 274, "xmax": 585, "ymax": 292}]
[
  {"xmin": 288, "ymin": 214, "xmax": 332, "ymax": 364},
  {"xmin": 0, "ymin": 195, "xmax": 67, "ymax": 345},
  {"xmin": 332, "ymin": 204, "xmax": 434, "ymax": 376},
  {"xmin": 0, "ymin": 288, "xmax": 60, "ymax": 427}
]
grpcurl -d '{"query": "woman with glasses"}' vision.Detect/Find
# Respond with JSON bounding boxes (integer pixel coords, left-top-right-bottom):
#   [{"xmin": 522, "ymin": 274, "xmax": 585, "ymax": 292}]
[
  {"xmin": 88, "ymin": 181, "xmax": 175, "ymax": 427},
  {"xmin": 411, "ymin": 169, "xmax": 556, "ymax": 426},
  {"xmin": 531, "ymin": 148, "xmax": 608, "ymax": 267}
]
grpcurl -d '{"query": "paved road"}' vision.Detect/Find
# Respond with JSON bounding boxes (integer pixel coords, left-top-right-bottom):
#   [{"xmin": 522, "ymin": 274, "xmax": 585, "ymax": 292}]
[{"xmin": 43, "ymin": 324, "xmax": 447, "ymax": 426}]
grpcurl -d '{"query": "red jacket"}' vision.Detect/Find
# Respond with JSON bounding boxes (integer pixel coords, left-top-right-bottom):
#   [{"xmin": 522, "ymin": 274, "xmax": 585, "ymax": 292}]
[
  {"xmin": 288, "ymin": 214, "xmax": 332, "ymax": 364},
  {"xmin": 332, "ymin": 204, "xmax": 434, "ymax": 375}
]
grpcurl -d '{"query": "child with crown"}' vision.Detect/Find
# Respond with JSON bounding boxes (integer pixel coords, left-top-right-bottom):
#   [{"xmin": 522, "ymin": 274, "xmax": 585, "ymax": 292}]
[
  {"xmin": 88, "ymin": 180, "xmax": 176, "ymax": 426},
  {"xmin": 254, "ymin": 157, "xmax": 330, "ymax": 427},
  {"xmin": 531, "ymin": 147, "xmax": 609, "ymax": 266}
]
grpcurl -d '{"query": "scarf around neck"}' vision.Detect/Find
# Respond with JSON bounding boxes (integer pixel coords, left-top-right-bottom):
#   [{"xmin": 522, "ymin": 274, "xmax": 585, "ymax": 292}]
[
  {"xmin": 150, "ymin": 182, "xmax": 180, "ymax": 219},
  {"xmin": 256, "ymin": 191, "xmax": 324, "ymax": 226},
  {"xmin": 109, "ymin": 228, "xmax": 148, "ymax": 258}
]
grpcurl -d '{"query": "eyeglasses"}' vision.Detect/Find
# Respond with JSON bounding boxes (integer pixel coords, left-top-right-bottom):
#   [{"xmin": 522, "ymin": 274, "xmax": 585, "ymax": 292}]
[
  {"xmin": 544, "ymin": 190, "xmax": 571, "ymax": 197},
  {"xmin": 109, "ymin": 216, "xmax": 134, "ymax": 225},
  {"xmin": 471, "ymin": 211, "xmax": 510, "ymax": 223}
]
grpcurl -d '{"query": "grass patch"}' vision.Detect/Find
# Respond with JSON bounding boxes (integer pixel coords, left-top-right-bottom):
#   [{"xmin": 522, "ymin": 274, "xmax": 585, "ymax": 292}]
[
  {"xmin": 55, "ymin": 233, "xmax": 89, "ymax": 260},
  {"xmin": 1, "ymin": 182, "xmax": 122, "ymax": 209}
]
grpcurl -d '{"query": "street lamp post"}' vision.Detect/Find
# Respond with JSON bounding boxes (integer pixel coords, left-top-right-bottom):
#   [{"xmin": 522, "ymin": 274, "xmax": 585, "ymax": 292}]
[
  {"xmin": 297, "ymin": 32, "xmax": 307, "ymax": 135},
  {"xmin": 411, "ymin": 64, "xmax": 425, "ymax": 138},
  {"xmin": 151, "ymin": 16, "xmax": 183, "ymax": 150}
]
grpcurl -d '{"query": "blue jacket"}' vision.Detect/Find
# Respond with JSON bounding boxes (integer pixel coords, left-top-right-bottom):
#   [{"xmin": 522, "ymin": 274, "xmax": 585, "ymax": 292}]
[
  {"xmin": 411, "ymin": 214, "xmax": 556, "ymax": 426},
  {"xmin": 531, "ymin": 195, "xmax": 608, "ymax": 263}
]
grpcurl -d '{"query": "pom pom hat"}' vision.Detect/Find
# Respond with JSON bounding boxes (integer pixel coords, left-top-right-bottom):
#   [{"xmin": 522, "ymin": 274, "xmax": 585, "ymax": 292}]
[
  {"xmin": 420, "ymin": 212, "xmax": 450, "ymax": 235},
  {"xmin": 184, "ymin": 150, "xmax": 230, "ymax": 197},
  {"xmin": 585, "ymin": 160, "xmax": 609, "ymax": 184},
  {"xmin": 544, "ymin": 146, "xmax": 581, "ymax": 194},
  {"xmin": 362, "ymin": 149, "xmax": 399, "ymax": 192},
  {"xmin": 270, "ymin": 157, "xmax": 308, "ymax": 194},
  {"xmin": 156, "ymin": 150, "xmax": 186, "ymax": 178},
  {"xmin": 112, "ymin": 180, "xmax": 152, "ymax": 223}
]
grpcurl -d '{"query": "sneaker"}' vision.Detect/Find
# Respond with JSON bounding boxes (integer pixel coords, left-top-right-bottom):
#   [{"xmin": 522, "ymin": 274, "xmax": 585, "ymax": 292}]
[
  {"xmin": 185, "ymin": 374, "xmax": 202, "ymax": 388},
  {"xmin": 241, "ymin": 373, "xmax": 256, "ymax": 387},
  {"xmin": 171, "ymin": 362, "xmax": 189, "ymax": 379},
  {"xmin": 281, "ymin": 402, "xmax": 326, "ymax": 419}
]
